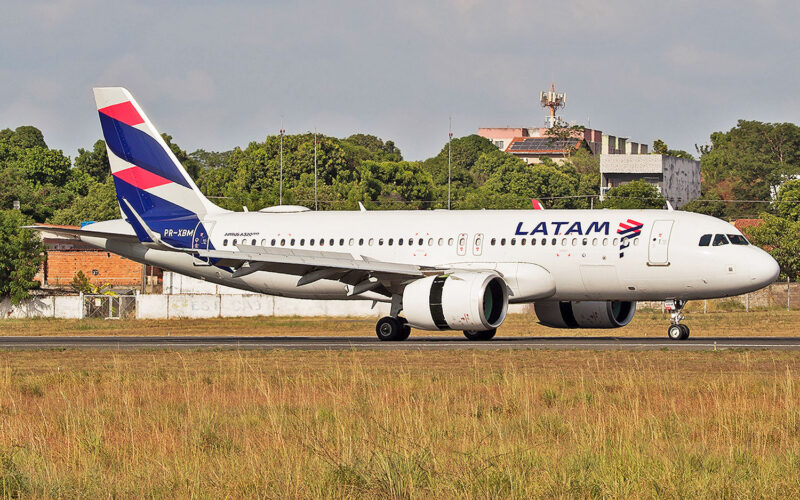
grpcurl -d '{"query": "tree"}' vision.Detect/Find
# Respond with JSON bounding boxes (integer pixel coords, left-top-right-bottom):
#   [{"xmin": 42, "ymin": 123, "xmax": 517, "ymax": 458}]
[
  {"xmin": 48, "ymin": 177, "xmax": 120, "ymax": 225},
  {"xmin": 460, "ymin": 161, "xmax": 576, "ymax": 209},
  {"xmin": 746, "ymin": 213, "xmax": 800, "ymax": 281},
  {"xmin": 653, "ymin": 139, "xmax": 694, "ymax": 160},
  {"xmin": 544, "ymin": 118, "xmax": 585, "ymax": 159},
  {"xmin": 161, "ymin": 133, "xmax": 202, "ymax": 180},
  {"xmin": 0, "ymin": 210, "xmax": 44, "ymax": 303},
  {"xmin": 600, "ymin": 180, "xmax": 666, "ymax": 209},
  {"xmin": 5, "ymin": 126, "xmax": 47, "ymax": 150},
  {"xmin": 75, "ymin": 140, "xmax": 110, "ymax": 182},
  {"xmin": 680, "ymin": 192, "xmax": 727, "ymax": 218},
  {"xmin": 774, "ymin": 179, "xmax": 800, "ymax": 222}
]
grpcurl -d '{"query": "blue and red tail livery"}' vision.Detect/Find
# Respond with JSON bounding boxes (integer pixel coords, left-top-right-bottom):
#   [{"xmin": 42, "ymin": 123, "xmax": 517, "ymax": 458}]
[{"xmin": 93, "ymin": 88, "xmax": 225, "ymax": 248}]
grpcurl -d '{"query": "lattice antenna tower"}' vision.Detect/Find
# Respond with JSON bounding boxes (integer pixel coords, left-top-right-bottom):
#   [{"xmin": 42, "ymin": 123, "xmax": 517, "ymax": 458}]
[{"xmin": 540, "ymin": 83, "xmax": 566, "ymax": 128}]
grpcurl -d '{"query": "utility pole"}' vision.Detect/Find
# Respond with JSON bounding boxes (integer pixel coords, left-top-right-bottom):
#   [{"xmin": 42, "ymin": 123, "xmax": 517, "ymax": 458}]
[
  {"xmin": 448, "ymin": 116, "xmax": 453, "ymax": 210},
  {"xmin": 314, "ymin": 129, "xmax": 318, "ymax": 211},
  {"xmin": 279, "ymin": 118, "xmax": 285, "ymax": 206}
]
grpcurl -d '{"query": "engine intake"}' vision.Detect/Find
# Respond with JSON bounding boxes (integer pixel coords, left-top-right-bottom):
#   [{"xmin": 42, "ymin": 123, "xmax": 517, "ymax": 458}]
[
  {"xmin": 534, "ymin": 300, "xmax": 636, "ymax": 329},
  {"xmin": 403, "ymin": 272, "xmax": 509, "ymax": 331}
]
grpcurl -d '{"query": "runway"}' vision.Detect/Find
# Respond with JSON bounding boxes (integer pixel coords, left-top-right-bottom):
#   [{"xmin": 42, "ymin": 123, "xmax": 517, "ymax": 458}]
[{"xmin": 1, "ymin": 336, "xmax": 800, "ymax": 350}]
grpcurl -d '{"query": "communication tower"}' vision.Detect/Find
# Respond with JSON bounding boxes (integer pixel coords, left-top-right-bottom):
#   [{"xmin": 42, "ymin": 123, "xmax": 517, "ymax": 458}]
[{"xmin": 540, "ymin": 83, "xmax": 566, "ymax": 128}]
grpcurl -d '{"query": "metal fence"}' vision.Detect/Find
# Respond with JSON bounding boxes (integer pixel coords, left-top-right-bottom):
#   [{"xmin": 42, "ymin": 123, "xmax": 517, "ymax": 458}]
[{"xmin": 83, "ymin": 294, "xmax": 136, "ymax": 319}]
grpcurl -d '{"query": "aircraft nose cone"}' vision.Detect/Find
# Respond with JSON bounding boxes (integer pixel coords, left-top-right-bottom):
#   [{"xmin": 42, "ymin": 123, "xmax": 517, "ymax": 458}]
[{"xmin": 750, "ymin": 250, "xmax": 780, "ymax": 288}]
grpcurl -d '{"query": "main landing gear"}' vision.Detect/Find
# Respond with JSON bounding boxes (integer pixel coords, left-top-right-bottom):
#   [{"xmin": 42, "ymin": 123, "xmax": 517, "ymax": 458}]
[
  {"xmin": 665, "ymin": 300, "xmax": 690, "ymax": 340},
  {"xmin": 375, "ymin": 316, "xmax": 411, "ymax": 341}
]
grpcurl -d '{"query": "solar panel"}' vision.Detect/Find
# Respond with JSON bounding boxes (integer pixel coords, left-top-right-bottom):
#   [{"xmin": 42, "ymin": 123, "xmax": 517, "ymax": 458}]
[{"xmin": 508, "ymin": 137, "xmax": 577, "ymax": 151}]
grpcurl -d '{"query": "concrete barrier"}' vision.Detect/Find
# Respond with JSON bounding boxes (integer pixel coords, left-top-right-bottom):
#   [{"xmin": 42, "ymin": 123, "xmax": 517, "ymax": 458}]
[
  {"xmin": 167, "ymin": 294, "xmax": 220, "ymax": 319},
  {"xmin": 137, "ymin": 294, "xmax": 168, "ymax": 319},
  {"xmin": 220, "ymin": 294, "xmax": 272, "ymax": 317},
  {"xmin": 53, "ymin": 296, "xmax": 82, "ymax": 319}
]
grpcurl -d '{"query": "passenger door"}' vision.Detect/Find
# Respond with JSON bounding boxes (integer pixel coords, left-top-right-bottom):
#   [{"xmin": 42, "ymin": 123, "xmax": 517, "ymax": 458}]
[{"xmin": 648, "ymin": 220, "xmax": 673, "ymax": 266}]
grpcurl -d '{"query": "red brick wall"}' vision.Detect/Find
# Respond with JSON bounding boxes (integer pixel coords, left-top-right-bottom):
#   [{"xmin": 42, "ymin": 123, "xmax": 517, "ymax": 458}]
[{"xmin": 43, "ymin": 251, "xmax": 143, "ymax": 286}]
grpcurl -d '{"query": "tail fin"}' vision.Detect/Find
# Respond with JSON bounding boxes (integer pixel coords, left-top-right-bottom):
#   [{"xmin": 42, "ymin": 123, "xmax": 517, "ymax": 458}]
[{"xmin": 93, "ymin": 87, "xmax": 225, "ymax": 248}]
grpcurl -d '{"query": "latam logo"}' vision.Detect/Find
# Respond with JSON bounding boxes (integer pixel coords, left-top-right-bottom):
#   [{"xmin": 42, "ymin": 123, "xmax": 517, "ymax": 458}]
[{"xmin": 617, "ymin": 219, "xmax": 643, "ymax": 257}]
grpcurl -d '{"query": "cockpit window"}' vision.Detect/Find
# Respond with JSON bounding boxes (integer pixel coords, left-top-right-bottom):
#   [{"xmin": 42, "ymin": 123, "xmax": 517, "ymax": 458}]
[
  {"xmin": 699, "ymin": 234, "xmax": 711, "ymax": 246},
  {"xmin": 712, "ymin": 234, "xmax": 729, "ymax": 246},
  {"xmin": 727, "ymin": 234, "xmax": 749, "ymax": 245}
]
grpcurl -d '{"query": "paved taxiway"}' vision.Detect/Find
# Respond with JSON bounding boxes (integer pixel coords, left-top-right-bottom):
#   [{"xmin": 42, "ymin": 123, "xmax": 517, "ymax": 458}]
[{"xmin": 1, "ymin": 336, "xmax": 800, "ymax": 350}]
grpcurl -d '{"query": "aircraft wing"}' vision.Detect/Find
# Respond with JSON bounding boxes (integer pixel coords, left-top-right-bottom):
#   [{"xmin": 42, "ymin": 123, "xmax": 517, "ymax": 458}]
[{"xmin": 196, "ymin": 244, "xmax": 433, "ymax": 296}]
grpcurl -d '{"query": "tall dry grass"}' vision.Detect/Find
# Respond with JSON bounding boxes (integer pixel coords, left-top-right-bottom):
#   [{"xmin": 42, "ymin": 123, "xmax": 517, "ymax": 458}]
[{"xmin": 0, "ymin": 349, "xmax": 798, "ymax": 497}]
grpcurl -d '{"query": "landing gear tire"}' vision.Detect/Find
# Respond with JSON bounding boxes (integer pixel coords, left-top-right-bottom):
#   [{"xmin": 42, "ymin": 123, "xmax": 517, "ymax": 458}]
[
  {"xmin": 668, "ymin": 324, "xmax": 690, "ymax": 341},
  {"xmin": 397, "ymin": 318, "xmax": 411, "ymax": 341},
  {"xmin": 376, "ymin": 316, "xmax": 408, "ymax": 341},
  {"xmin": 463, "ymin": 329, "xmax": 497, "ymax": 341}
]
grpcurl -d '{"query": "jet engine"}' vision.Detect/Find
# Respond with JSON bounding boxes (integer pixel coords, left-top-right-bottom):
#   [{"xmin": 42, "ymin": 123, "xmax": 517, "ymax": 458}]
[
  {"xmin": 402, "ymin": 272, "xmax": 509, "ymax": 331},
  {"xmin": 534, "ymin": 300, "xmax": 636, "ymax": 328}
]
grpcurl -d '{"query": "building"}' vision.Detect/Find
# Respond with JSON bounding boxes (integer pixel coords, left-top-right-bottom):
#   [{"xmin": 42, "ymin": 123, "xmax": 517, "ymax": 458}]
[
  {"xmin": 478, "ymin": 127, "xmax": 648, "ymax": 164},
  {"xmin": 33, "ymin": 225, "xmax": 162, "ymax": 290},
  {"xmin": 600, "ymin": 154, "xmax": 701, "ymax": 208}
]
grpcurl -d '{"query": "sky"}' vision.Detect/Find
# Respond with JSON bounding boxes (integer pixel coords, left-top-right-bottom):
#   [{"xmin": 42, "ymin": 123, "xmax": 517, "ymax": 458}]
[{"xmin": 1, "ymin": 0, "xmax": 799, "ymax": 161}]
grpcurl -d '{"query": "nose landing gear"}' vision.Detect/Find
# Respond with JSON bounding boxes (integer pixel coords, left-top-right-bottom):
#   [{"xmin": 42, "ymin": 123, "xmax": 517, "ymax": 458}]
[{"xmin": 665, "ymin": 300, "xmax": 690, "ymax": 340}]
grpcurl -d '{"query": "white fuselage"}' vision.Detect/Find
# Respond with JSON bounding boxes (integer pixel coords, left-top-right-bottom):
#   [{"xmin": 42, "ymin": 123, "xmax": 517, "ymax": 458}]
[{"xmin": 83, "ymin": 208, "xmax": 779, "ymax": 303}]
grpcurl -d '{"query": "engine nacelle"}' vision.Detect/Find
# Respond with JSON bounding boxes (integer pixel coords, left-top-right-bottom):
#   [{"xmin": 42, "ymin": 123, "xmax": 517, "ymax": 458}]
[
  {"xmin": 403, "ymin": 272, "xmax": 509, "ymax": 331},
  {"xmin": 534, "ymin": 300, "xmax": 636, "ymax": 328}
]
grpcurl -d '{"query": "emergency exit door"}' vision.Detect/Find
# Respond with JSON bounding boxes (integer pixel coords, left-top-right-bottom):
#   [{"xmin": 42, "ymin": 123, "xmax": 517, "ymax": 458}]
[{"xmin": 648, "ymin": 220, "xmax": 673, "ymax": 266}]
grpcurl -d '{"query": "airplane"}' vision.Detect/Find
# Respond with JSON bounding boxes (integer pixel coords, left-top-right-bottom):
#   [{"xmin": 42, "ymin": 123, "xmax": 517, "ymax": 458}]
[{"xmin": 30, "ymin": 88, "xmax": 780, "ymax": 341}]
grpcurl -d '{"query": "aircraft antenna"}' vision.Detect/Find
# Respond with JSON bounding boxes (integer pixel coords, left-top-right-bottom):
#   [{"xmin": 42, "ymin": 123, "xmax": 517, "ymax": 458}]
[
  {"xmin": 314, "ymin": 129, "xmax": 318, "ymax": 211},
  {"xmin": 540, "ymin": 83, "xmax": 566, "ymax": 128},
  {"xmin": 448, "ymin": 116, "xmax": 453, "ymax": 210},
  {"xmin": 279, "ymin": 117, "xmax": 285, "ymax": 205}
]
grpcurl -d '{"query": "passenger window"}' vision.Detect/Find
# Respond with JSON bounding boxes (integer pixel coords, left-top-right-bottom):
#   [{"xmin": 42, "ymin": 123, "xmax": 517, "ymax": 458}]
[
  {"xmin": 612, "ymin": 238, "xmax": 619, "ymax": 246},
  {"xmin": 260, "ymin": 239, "xmax": 266, "ymax": 246},
  {"xmin": 602, "ymin": 238, "xmax": 608, "ymax": 246},
  {"xmin": 359, "ymin": 238, "xmax": 364, "ymax": 246},
  {"xmin": 699, "ymin": 234, "xmax": 712, "ymax": 246},
  {"xmin": 378, "ymin": 238, "xmax": 384, "ymax": 246},
  {"xmin": 428, "ymin": 238, "xmax": 434, "ymax": 246},
  {"xmin": 491, "ymin": 238, "xmax": 496, "ymax": 246},
  {"xmin": 389, "ymin": 238, "xmax": 394, "ymax": 246},
  {"xmin": 300, "ymin": 239, "xmax": 305, "ymax": 246},
  {"xmin": 319, "ymin": 239, "xmax": 324, "ymax": 246},
  {"xmin": 280, "ymin": 239, "xmax": 285, "ymax": 246},
  {"xmin": 398, "ymin": 238, "xmax": 403, "ymax": 246},
  {"xmin": 633, "ymin": 238, "xmax": 639, "ymax": 246},
  {"xmin": 561, "ymin": 238, "xmax": 567, "ymax": 246},
  {"xmin": 251, "ymin": 239, "xmax": 256, "ymax": 246},
  {"xmin": 592, "ymin": 238, "xmax": 598, "ymax": 246},
  {"xmin": 418, "ymin": 238, "xmax": 424, "ymax": 246},
  {"xmin": 448, "ymin": 238, "xmax": 454, "ymax": 246},
  {"xmin": 409, "ymin": 238, "xmax": 414, "ymax": 246},
  {"xmin": 713, "ymin": 234, "xmax": 729, "ymax": 246},
  {"xmin": 582, "ymin": 238, "xmax": 588, "ymax": 246},
  {"xmin": 329, "ymin": 239, "xmax": 334, "ymax": 246},
  {"xmin": 500, "ymin": 238, "xmax": 506, "ymax": 246},
  {"xmin": 511, "ymin": 238, "xmax": 516, "ymax": 246},
  {"xmin": 339, "ymin": 238, "xmax": 345, "ymax": 246},
  {"xmin": 571, "ymin": 238, "xmax": 577, "ymax": 246},
  {"xmin": 531, "ymin": 238, "xmax": 536, "ymax": 246},
  {"xmin": 349, "ymin": 238, "xmax": 354, "ymax": 246},
  {"xmin": 542, "ymin": 238, "xmax": 547, "ymax": 246},
  {"xmin": 271, "ymin": 239, "xmax": 276, "ymax": 246},
  {"xmin": 223, "ymin": 239, "xmax": 228, "ymax": 246},
  {"xmin": 728, "ymin": 234, "xmax": 749, "ymax": 245},
  {"xmin": 290, "ymin": 239, "xmax": 295, "ymax": 246},
  {"xmin": 310, "ymin": 239, "xmax": 315, "ymax": 246},
  {"xmin": 521, "ymin": 238, "xmax": 526, "ymax": 246},
  {"xmin": 438, "ymin": 238, "xmax": 443, "ymax": 246},
  {"xmin": 369, "ymin": 238, "xmax": 374, "ymax": 246}
]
